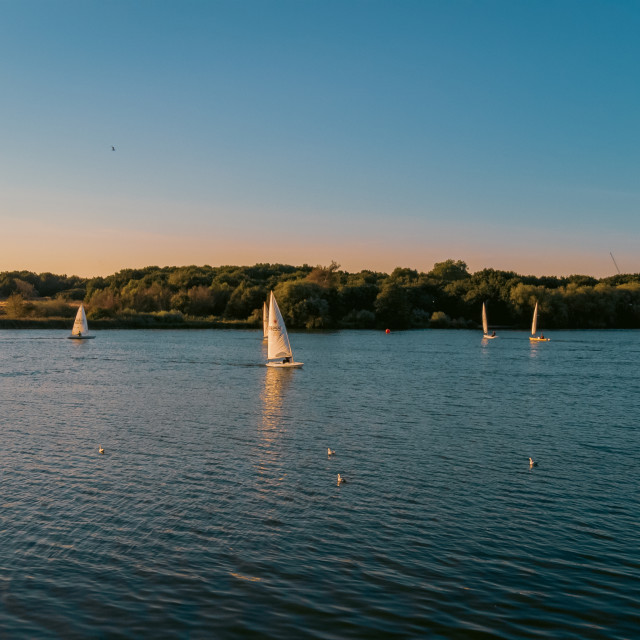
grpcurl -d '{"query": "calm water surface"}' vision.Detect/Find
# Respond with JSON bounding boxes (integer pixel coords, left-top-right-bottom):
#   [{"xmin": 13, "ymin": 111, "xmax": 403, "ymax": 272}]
[{"xmin": 0, "ymin": 329, "xmax": 638, "ymax": 638}]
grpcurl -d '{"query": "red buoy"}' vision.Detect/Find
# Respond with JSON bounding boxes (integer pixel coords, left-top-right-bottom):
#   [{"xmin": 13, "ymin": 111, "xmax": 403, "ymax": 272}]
[{"xmin": 385, "ymin": 328, "xmax": 391, "ymax": 334}]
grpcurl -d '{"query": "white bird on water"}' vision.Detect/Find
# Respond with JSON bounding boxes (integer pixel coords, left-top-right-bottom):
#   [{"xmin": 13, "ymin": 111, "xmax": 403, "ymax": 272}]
[
  {"xmin": 328, "ymin": 448, "xmax": 336, "ymax": 456},
  {"xmin": 337, "ymin": 474, "xmax": 346, "ymax": 485},
  {"xmin": 99, "ymin": 445, "xmax": 104, "ymax": 454}
]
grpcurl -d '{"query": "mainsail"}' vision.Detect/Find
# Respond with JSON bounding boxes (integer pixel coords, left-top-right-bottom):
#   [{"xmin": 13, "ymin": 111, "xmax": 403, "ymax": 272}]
[
  {"xmin": 482, "ymin": 302, "xmax": 489, "ymax": 335},
  {"xmin": 267, "ymin": 292, "xmax": 293, "ymax": 361},
  {"xmin": 262, "ymin": 302, "xmax": 269, "ymax": 340},
  {"xmin": 71, "ymin": 305, "xmax": 89, "ymax": 336},
  {"xmin": 531, "ymin": 302, "xmax": 538, "ymax": 336}
]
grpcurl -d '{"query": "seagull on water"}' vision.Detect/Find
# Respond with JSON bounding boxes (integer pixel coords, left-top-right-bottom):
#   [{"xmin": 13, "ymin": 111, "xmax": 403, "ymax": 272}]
[
  {"xmin": 328, "ymin": 448, "xmax": 335, "ymax": 456},
  {"xmin": 99, "ymin": 445, "xmax": 105, "ymax": 454},
  {"xmin": 337, "ymin": 474, "xmax": 346, "ymax": 485}
]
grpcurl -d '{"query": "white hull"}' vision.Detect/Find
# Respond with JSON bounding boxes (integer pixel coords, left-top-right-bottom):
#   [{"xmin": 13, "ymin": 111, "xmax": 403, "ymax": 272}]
[
  {"xmin": 266, "ymin": 361, "xmax": 303, "ymax": 368},
  {"xmin": 482, "ymin": 334, "xmax": 497, "ymax": 340}
]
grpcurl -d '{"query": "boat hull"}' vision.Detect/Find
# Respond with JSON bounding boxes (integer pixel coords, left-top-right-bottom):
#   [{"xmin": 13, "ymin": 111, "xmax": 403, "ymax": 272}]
[
  {"xmin": 68, "ymin": 335, "xmax": 96, "ymax": 340},
  {"xmin": 266, "ymin": 361, "xmax": 303, "ymax": 368},
  {"xmin": 483, "ymin": 335, "xmax": 498, "ymax": 339},
  {"xmin": 529, "ymin": 337, "xmax": 550, "ymax": 342}
]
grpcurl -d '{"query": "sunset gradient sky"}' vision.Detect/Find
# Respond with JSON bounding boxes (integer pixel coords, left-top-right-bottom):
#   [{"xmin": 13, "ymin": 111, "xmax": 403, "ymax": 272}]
[{"xmin": 1, "ymin": 0, "xmax": 638, "ymax": 278}]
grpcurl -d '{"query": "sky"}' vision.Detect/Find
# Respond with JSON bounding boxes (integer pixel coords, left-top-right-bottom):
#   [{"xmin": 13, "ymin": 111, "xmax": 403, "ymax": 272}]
[{"xmin": 0, "ymin": 0, "xmax": 638, "ymax": 278}]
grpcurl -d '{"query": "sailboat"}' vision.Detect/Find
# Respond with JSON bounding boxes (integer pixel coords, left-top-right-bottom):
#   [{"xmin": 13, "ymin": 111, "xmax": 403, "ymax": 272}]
[
  {"xmin": 482, "ymin": 302, "xmax": 497, "ymax": 339},
  {"xmin": 529, "ymin": 301, "xmax": 550, "ymax": 342},
  {"xmin": 266, "ymin": 291, "xmax": 303, "ymax": 368},
  {"xmin": 262, "ymin": 301, "xmax": 269, "ymax": 340},
  {"xmin": 68, "ymin": 304, "xmax": 95, "ymax": 340}
]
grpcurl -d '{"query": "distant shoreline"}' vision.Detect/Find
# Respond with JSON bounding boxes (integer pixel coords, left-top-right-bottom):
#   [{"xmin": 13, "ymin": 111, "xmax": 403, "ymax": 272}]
[
  {"xmin": 0, "ymin": 318, "xmax": 256, "ymax": 330},
  {"xmin": 2, "ymin": 261, "xmax": 639, "ymax": 330}
]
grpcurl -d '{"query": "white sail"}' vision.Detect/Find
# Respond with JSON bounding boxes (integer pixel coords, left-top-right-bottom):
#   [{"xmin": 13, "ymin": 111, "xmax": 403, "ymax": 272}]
[
  {"xmin": 262, "ymin": 302, "xmax": 269, "ymax": 340},
  {"xmin": 71, "ymin": 304, "xmax": 89, "ymax": 336},
  {"xmin": 267, "ymin": 292, "xmax": 293, "ymax": 361},
  {"xmin": 482, "ymin": 302, "xmax": 489, "ymax": 335},
  {"xmin": 531, "ymin": 301, "xmax": 538, "ymax": 336}
]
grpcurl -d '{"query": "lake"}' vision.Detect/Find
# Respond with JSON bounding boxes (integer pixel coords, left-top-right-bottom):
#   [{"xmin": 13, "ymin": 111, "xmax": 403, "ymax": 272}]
[{"xmin": 0, "ymin": 329, "xmax": 638, "ymax": 639}]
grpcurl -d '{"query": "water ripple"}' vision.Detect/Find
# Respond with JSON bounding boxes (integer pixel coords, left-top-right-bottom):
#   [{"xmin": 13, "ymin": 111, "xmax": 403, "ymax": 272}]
[{"xmin": 0, "ymin": 329, "xmax": 638, "ymax": 638}]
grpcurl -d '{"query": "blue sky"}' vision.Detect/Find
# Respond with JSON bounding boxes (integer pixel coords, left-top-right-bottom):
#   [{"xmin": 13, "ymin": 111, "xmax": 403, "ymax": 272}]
[{"xmin": 1, "ymin": 0, "xmax": 638, "ymax": 277}]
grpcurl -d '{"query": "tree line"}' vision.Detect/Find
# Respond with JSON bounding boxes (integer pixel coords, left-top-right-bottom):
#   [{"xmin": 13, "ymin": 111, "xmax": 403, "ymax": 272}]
[{"xmin": 1, "ymin": 260, "xmax": 640, "ymax": 329}]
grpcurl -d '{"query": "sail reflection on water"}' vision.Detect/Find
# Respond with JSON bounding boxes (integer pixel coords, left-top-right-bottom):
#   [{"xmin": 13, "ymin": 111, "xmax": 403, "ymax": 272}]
[
  {"xmin": 261, "ymin": 366, "xmax": 292, "ymax": 432},
  {"xmin": 255, "ymin": 367, "xmax": 293, "ymax": 492}
]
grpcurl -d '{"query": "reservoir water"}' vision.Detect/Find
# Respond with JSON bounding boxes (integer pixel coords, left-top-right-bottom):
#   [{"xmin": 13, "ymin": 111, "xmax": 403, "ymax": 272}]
[{"xmin": 1, "ymin": 329, "xmax": 638, "ymax": 638}]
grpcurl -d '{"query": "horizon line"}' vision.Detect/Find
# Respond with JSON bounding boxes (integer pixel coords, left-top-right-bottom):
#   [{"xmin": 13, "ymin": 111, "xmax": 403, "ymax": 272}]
[{"xmin": 0, "ymin": 260, "xmax": 635, "ymax": 281}]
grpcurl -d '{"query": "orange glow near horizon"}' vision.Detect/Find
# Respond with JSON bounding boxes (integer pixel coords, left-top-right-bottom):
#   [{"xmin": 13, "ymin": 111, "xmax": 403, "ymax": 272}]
[{"xmin": 0, "ymin": 216, "xmax": 633, "ymax": 279}]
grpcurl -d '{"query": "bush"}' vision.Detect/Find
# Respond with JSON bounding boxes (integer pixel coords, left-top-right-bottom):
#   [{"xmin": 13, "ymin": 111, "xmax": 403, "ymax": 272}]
[
  {"xmin": 429, "ymin": 311, "xmax": 451, "ymax": 328},
  {"xmin": 4, "ymin": 293, "xmax": 26, "ymax": 318},
  {"xmin": 341, "ymin": 309, "xmax": 376, "ymax": 328},
  {"xmin": 411, "ymin": 309, "xmax": 430, "ymax": 327},
  {"xmin": 87, "ymin": 306, "xmax": 115, "ymax": 320},
  {"xmin": 56, "ymin": 288, "xmax": 86, "ymax": 301},
  {"xmin": 28, "ymin": 299, "xmax": 75, "ymax": 318}
]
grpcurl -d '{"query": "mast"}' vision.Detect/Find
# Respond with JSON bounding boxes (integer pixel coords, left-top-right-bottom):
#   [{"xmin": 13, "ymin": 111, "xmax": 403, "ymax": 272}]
[
  {"xmin": 262, "ymin": 302, "xmax": 269, "ymax": 339},
  {"xmin": 610, "ymin": 252, "xmax": 621, "ymax": 275}
]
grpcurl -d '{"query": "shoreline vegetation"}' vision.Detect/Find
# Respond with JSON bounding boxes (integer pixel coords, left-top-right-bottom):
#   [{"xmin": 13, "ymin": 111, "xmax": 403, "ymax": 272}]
[{"xmin": 1, "ymin": 260, "xmax": 639, "ymax": 331}]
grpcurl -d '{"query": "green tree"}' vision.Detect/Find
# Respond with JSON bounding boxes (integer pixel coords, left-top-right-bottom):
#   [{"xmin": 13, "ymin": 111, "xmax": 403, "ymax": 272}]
[
  {"xmin": 184, "ymin": 286, "xmax": 218, "ymax": 316},
  {"xmin": 274, "ymin": 280, "xmax": 332, "ymax": 328},
  {"xmin": 306, "ymin": 261, "xmax": 341, "ymax": 288},
  {"xmin": 338, "ymin": 283, "xmax": 379, "ymax": 321},
  {"xmin": 14, "ymin": 278, "xmax": 36, "ymax": 299},
  {"xmin": 389, "ymin": 267, "xmax": 419, "ymax": 285},
  {"xmin": 428, "ymin": 259, "xmax": 470, "ymax": 282},
  {"xmin": 374, "ymin": 282, "xmax": 412, "ymax": 329},
  {"xmin": 225, "ymin": 283, "xmax": 267, "ymax": 319},
  {"xmin": 86, "ymin": 288, "xmax": 120, "ymax": 318},
  {"xmin": 4, "ymin": 293, "xmax": 26, "ymax": 318},
  {"xmin": 0, "ymin": 274, "xmax": 16, "ymax": 296}
]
